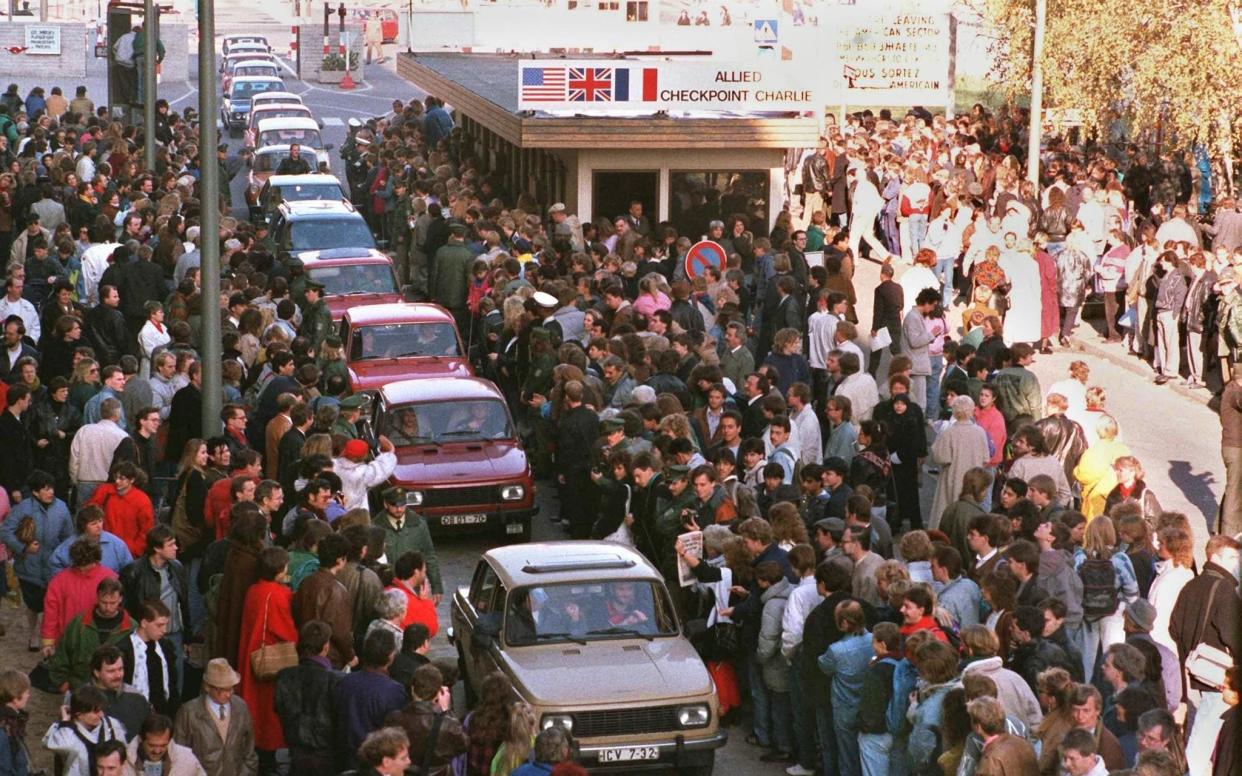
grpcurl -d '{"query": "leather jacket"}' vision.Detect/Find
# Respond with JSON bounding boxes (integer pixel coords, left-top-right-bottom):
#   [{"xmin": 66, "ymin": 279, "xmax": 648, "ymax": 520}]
[
  {"xmin": 802, "ymin": 153, "xmax": 829, "ymax": 193},
  {"xmin": 385, "ymin": 701, "xmax": 468, "ymax": 776}
]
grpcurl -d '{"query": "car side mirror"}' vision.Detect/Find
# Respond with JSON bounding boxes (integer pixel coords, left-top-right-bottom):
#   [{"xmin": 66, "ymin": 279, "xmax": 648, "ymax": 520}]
[
  {"xmin": 474, "ymin": 612, "xmax": 502, "ymax": 649},
  {"xmin": 325, "ymin": 143, "xmax": 335, "ymax": 151}
]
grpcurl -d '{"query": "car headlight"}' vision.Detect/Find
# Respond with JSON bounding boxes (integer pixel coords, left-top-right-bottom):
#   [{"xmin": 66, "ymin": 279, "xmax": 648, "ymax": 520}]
[
  {"xmin": 677, "ymin": 704, "xmax": 710, "ymax": 728},
  {"xmin": 500, "ymin": 484, "xmax": 525, "ymax": 501},
  {"xmin": 405, "ymin": 491, "xmax": 424, "ymax": 507},
  {"xmin": 541, "ymin": 714, "xmax": 573, "ymax": 733}
]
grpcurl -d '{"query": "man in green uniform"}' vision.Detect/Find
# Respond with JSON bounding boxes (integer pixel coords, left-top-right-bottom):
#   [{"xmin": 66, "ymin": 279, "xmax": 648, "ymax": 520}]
[
  {"xmin": 373, "ymin": 487, "xmax": 443, "ymax": 602},
  {"xmin": 387, "ymin": 179, "xmax": 413, "ymax": 284},
  {"xmin": 429, "ymin": 223, "xmax": 474, "ymax": 335},
  {"xmin": 332, "ymin": 393, "xmax": 366, "ymax": 439},
  {"xmin": 654, "ymin": 465, "xmax": 698, "ymax": 617},
  {"xmin": 521, "ymin": 327, "xmax": 557, "ymax": 477},
  {"xmin": 301, "ymin": 279, "xmax": 333, "ymax": 351}
]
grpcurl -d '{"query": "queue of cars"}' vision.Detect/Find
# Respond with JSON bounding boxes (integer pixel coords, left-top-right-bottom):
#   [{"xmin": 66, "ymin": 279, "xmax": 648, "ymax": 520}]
[
  {"xmin": 216, "ymin": 40, "xmax": 725, "ymax": 770},
  {"xmin": 218, "ymin": 35, "xmax": 540, "ymax": 548}
]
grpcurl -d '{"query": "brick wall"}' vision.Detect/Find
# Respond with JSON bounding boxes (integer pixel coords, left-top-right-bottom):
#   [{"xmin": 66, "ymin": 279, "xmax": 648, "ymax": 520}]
[
  {"xmin": 294, "ymin": 23, "xmax": 366, "ymax": 81},
  {"xmin": 0, "ymin": 21, "xmax": 88, "ymax": 78}
]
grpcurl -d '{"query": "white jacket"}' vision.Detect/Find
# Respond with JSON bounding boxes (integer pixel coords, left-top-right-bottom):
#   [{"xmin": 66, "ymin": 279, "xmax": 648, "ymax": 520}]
[
  {"xmin": 334, "ymin": 451, "xmax": 398, "ymax": 511},
  {"xmin": 961, "ymin": 656, "xmax": 1043, "ymax": 730},
  {"xmin": 780, "ymin": 575, "xmax": 820, "ymax": 659},
  {"xmin": 44, "ymin": 717, "xmax": 127, "ymax": 776},
  {"xmin": 69, "ymin": 419, "xmax": 129, "ymax": 483}
]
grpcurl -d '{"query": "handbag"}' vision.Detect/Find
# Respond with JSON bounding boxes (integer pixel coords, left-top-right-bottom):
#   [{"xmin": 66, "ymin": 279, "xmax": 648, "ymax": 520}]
[
  {"xmin": 1185, "ymin": 578, "xmax": 1232, "ymax": 690},
  {"xmin": 603, "ymin": 485, "xmax": 635, "ymax": 547},
  {"xmin": 249, "ymin": 595, "xmax": 298, "ymax": 681}
]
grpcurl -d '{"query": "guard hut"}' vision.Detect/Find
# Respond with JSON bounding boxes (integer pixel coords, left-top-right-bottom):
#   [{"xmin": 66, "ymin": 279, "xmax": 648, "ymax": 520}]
[{"xmin": 396, "ymin": 52, "xmax": 820, "ymax": 235}]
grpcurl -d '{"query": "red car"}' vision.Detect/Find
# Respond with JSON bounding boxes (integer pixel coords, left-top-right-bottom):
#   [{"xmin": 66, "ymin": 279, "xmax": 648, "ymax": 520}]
[
  {"xmin": 368, "ymin": 377, "xmax": 537, "ymax": 543},
  {"xmin": 298, "ymin": 248, "xmax": 404, "ymax": 321},
  {"xmin": 342, "ymin": 303, "xmax": 473, "ymax": 395}
]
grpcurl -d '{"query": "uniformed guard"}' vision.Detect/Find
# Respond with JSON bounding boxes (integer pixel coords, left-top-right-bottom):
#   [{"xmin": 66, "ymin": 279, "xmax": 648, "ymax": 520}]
[
  {"xmin": 301, "ymin": 279, "xmax": 333, "ymax": 352},
  {"xmin": 333, "ymin": 393, "xmax": 366, "ymax": 440}
]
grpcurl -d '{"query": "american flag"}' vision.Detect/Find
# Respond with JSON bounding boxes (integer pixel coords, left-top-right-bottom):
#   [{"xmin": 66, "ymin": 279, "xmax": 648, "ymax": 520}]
[
  {"xmin": 568, "ymin": 67, "xmax": 613, "ymax": 102},
  {"xmin": 520, "ymin": 67, "xmax": 567, "ymax": 101}
]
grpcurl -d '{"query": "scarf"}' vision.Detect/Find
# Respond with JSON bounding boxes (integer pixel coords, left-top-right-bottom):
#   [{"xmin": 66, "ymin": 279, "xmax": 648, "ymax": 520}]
[{"xmin": 0, "ymin": 705, "xmax": 26, "ymax": 748}]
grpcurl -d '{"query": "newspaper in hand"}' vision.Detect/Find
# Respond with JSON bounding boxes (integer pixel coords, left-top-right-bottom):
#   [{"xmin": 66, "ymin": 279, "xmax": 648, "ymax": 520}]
[{"xmin": 677, "ymin": 530, "xmax": 704, "ymax": 588}]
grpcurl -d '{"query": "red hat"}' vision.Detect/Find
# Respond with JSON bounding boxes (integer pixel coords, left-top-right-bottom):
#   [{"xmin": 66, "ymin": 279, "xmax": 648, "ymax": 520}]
[{"xmin": 343, "ymin": 439, "xmax": 370, "ymax": 460}]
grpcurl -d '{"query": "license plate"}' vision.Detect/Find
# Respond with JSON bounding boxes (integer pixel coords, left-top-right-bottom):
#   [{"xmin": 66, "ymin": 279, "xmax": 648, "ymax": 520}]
[
  {"xmin": 598, "ymin": 747, "xmax": 659, "ymax": 763},
  {"xmin": 440, "ymin": 513, "xmax": 488, "ymax": 526},
  {"xmin": 505, "ymin": 523, "xmax": 525, "ymax": 534}
]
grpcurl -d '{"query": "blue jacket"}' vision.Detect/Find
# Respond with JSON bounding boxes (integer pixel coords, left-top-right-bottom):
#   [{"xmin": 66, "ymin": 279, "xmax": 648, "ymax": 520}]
[
  {"xmin": 908, "ymin": 681, "xmax": 957, "ymax": 768},
  {"xmin": 818, "ymin": 630, "xmax": 874, "ymax": 727},
  {"xmin": 511, "ymin": 762, "xmax": 554, "ymax": 776},
  {"xmin": 331, "ymin": 669, "xmax": 406, "ymax": 756},
  {"xmin": 0, "ymin": 496, "xmax": 73, "ymax": 586},
  {"xmin": 936, "ymin": 575, "xmax": 982, "ymax": 630},
  {"xmin": 48, "ymin": 531, "xmax": 133, "ymax": 578},
  {"xmin": 0, "ymin": 708, "xmax": 29, "ymax": 776}
]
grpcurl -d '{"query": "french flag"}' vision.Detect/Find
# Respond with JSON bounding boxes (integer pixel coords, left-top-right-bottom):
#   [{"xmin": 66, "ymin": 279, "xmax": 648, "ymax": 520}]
[{"xmin": 613, "ymin": 67, "xmax": 658, "ymax": 102}]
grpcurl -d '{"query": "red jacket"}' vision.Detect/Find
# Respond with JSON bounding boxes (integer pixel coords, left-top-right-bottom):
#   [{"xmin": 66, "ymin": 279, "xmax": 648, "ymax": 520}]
[
  {"xmin": 42, "ymin": 564, "xmax": 118, "ymax": 645},
  {"xmin": 387, "ymin": 582, "xmax": 438, "ymax": 639},
  {"xmin": 88, "ymin": 483, "xmax": 154, "ymax": 558}
]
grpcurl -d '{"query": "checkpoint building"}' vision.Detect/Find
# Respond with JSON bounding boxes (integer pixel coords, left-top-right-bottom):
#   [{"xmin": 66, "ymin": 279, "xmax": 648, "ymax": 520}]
[{"xmin": 396, "ymin": 52, "xmax": 820, "ymax": 236}]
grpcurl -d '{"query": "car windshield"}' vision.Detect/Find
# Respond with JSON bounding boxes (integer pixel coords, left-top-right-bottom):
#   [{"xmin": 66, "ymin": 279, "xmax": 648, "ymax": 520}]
[
  {"xmin": 382, "ymin": 399, "xmax": 513, "ymax": 444},
  {"xmin": 268, "ymin": 182, "xmax": 342, "ymax": 205},
  {"xmin": 504, "ymin": 581, "xmax": 678, "ymax": 645},
  {"xmin": 254, "ymin": 148, "xmax": 319, "ymax": 174},
  {"xmin": 230, "ymin": 80, "xmax": 282, "ymax": 100},
  {"xmin": 251, "ymin": 109, "xmax": 310, "ymax": 128},
  {"xmin": 305, "ymin": 261, "xmax": 391, "ymax": 294},
  {"xmin": 352, "ymin": 323, "xmax": 460, "ymax": 360},
  {"xmin": 259, "ymin": 128, "xmax": 323, "ymax": 148},
  {"xmin": 237, "ymin": 65, "xmax": 279, "ymax": 78}
]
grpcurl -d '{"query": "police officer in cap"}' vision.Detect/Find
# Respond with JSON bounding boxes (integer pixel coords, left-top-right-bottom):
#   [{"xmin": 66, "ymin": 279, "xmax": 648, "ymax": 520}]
[
  {"xmin": 333, "ymin": 394, "xmax": 367, "ymax": 439},
  {"xmin": 301, "ymin": 278, "xmax": 333, "ymax": 351}
]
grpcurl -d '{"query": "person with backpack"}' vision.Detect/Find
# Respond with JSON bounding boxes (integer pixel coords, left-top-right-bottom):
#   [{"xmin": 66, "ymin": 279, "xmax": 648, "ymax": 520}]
[
  {"xmin": 1075, "ymin": 517, "xmax": 1139, "ymax": 683},
  {"xmin": 856, "ymin": 622, "xmax": 901, "ymax": 776}
]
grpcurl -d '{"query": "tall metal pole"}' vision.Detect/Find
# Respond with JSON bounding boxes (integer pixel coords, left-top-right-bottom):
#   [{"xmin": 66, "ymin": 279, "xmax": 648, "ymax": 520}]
[
  {"xmin": 198, "ymin": 0, "xmax": 222, "ymax": 438},
  {"xmin": 143, "ymin": 0, "xmax": 157, "ymax": 167},
  {"xmin": 1026, "ymin": 0, "xmax": 1045, "ymax": 187}
]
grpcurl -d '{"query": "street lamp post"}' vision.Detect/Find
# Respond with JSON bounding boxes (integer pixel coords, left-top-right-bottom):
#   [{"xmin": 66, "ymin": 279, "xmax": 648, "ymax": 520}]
[
  {"xmin": 1026, "ymin": 0, "xmax": 1046, "ymax": 187},
  {"xmin": 198, "ymin": 0, "xmax": 222, "ymax": 438},
  {"xmin": 143, "ymin": 0, "xmax": 157, "ymax": 169}
]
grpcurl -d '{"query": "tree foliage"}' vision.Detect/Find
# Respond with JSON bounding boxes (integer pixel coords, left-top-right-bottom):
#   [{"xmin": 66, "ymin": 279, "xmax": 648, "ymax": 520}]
[{"xmin": 980, "ymin": 0, "xmax": 1242, "ymax": 148}]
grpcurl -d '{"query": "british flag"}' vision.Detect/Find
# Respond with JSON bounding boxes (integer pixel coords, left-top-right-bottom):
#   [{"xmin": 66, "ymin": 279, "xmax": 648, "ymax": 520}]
[
  {"xmin": 568, "ymin": 67, "xmax": 613, "ymax": 102},
  {"xmin": 520, "ymin": 67, "xmax": 567, "ymax": 102}
]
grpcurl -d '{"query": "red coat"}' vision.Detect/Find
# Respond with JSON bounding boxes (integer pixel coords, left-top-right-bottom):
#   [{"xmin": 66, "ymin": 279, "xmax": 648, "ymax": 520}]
[
  {"xmin": 237, "ymin": 580, "xmax": 298, "ymax": 751},
  {"xmin": 1035, "ymin": 249, "xmax": 1060, "ymax": 340},
  {"xmin": 387, "ymin": 582, "xmax": 438, "ymax": 639},
  {"xmin": 41, "ymin": 564, "xmax": 118, "ymax": 644},
  {"xmin": 89, "ymin": 484, "xmax": 154, "ymax": 558}
]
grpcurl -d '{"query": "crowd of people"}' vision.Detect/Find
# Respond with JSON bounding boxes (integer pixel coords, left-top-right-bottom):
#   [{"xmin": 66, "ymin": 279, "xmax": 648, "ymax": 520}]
[{"xmin": 0, "ymin": 69, "xmax": 1239, "ymax": 776}]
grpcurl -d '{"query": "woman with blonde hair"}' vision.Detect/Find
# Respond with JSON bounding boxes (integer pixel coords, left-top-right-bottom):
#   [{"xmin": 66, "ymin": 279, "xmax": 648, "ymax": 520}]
[
  {"xmin": 490, "ymin": 701, "xmax": 537, "ymax": 776},
  {"xmin": 1147, "ymin": 526, "xmax": 1194, "ymax": 664},
  {"xmin": 1035, "ymin": 667, "xmax": 1076, "ymax": 775},
  {"xmin": 1075, "ymin": 516, "xmax": 1139, "ymax": 681},
  {"xmin": 68, "ymin": 357, "xmax": 101, "ymax": 413},
  {"xmin": 633, "ymin": 273, "xmax": 671, "ymax": 319},
  {"xmin": 1072, "ymin": 413, "xmax": 1131, "ymax": 519},
  {"xmin": 1102, "ymin": 455, "xmax": 1162, "ymax": 519}
]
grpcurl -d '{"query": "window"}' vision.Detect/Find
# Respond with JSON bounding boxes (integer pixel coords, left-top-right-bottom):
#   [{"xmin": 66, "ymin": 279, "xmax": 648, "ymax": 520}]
[
  {"xmin": 470, "ymin": 563, "xmax": 500, "ymax": 613},
  {"xmin": 626, "ymin": 1, "xmax": 648, "ymax": 21},
  {"xmin": 669, "ymin": 170, "xmax": 770, "ymax": 241},
  {"xmin": 290, "ymin": 217, "xmax": 376, "ymax": 252},
  {"xmin": 598, "ymin": 0, "xmax": 619, "ymax": 10},
  {"xmin": 383, "ymin": 399, "xmax": 514, "ymax": 445},
  {"xmin": 350, "ymin": 323, "xmax": 460, "ymax": 360},
  {"xmin": 504, "ymin": 580, "xmax": 678, "ymax": 645}
]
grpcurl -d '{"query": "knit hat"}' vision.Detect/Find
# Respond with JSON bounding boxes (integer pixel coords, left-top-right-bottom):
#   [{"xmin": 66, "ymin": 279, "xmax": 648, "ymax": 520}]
[{"xmin": 342, "ymin": 439, "xmax": 370, "ymax": 460}]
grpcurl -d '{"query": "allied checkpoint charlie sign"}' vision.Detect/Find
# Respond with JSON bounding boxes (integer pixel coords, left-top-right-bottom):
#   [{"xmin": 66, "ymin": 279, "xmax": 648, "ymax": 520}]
[{"xmin": 517, "ymin": 60, "xmax": 817, "ymax": 113}]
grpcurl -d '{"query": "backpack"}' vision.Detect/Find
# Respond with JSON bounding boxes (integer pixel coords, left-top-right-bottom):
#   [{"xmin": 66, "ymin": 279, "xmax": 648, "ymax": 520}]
[{"xmin": 1078, "ymin": 557, "xmax": 1118, "ymax": 621}]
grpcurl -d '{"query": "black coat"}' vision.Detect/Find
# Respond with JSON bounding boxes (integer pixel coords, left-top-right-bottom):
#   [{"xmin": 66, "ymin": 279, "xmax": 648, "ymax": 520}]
[
  {"xmin": 117, "ymin": 634, "xmax": 180, "ymax": 716},
  {"xmin": 274, "ymin": 657, "xmax": 343, "ymax": 755},
  {"xmin": 117, "ymin": 260, "xmax": 168, "ymax": 322},
  {"xmin": 119, "ymin": 556, "xmax": 192, "ymax": 631},
  {"xmin": 84, "ymin": 303, "xmax": 130, "ymax": 366},
  {"xmin": 0, "ymin": 410, "xmax": 32, "ymax": 496},
  {"xmin": 164, "ymin": 384, "xmax": 201, "ymax": 464},
  {"xmin": 1170, "ymin": 561, "xmax": 1240, "ymax": 695},
  {"xmin": 554, "ymin": 405, "xmax": 599, "ymax": 474}
]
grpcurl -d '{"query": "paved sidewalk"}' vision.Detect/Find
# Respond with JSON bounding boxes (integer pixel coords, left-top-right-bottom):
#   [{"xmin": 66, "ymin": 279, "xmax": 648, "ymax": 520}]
[{"xmin": 1067, "ymin": 317, "xmax": 1219, "ymax": 408}]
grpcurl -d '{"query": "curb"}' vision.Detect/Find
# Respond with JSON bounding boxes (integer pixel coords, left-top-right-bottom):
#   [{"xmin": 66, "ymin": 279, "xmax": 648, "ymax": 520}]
[{"xmin": 1066, "ymin": 334, "xmax": 1211, "ymax": 407}]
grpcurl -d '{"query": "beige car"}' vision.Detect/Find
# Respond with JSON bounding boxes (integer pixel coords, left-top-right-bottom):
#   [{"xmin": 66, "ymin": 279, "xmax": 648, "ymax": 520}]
[{"xmin": 451, "ymin": 542, "xmax": 725, "ymax": 774}]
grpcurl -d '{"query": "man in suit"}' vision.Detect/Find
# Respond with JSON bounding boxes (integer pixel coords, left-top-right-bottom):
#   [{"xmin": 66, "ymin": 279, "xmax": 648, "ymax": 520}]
[
  {"xmin": 554, "ymin": 381, "xmax": 599, "ymax": 539},
  {"xmin": 625, "ymin": 200, "xmax": 652, "ymax": 238},
  {"xmin": 869, "ymin": 263, "xmax": 904, "ymax": 376},
  {"xmin": 757, "ymin": 275, "xmax": 804, "ymax": 363},
  {"xmin": 739, "ymin": 373, "xmax": 770, "ymax": 440},
  {"xmin": 173, "ymin": 658, "xmax": 259, "ymax": 776}
]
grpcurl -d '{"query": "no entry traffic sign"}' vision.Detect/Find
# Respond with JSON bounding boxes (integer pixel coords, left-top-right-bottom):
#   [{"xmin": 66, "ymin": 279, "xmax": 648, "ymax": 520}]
[{"xmin": 684, "ymin": 240, "xmax": 727, "ymax": 280}]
